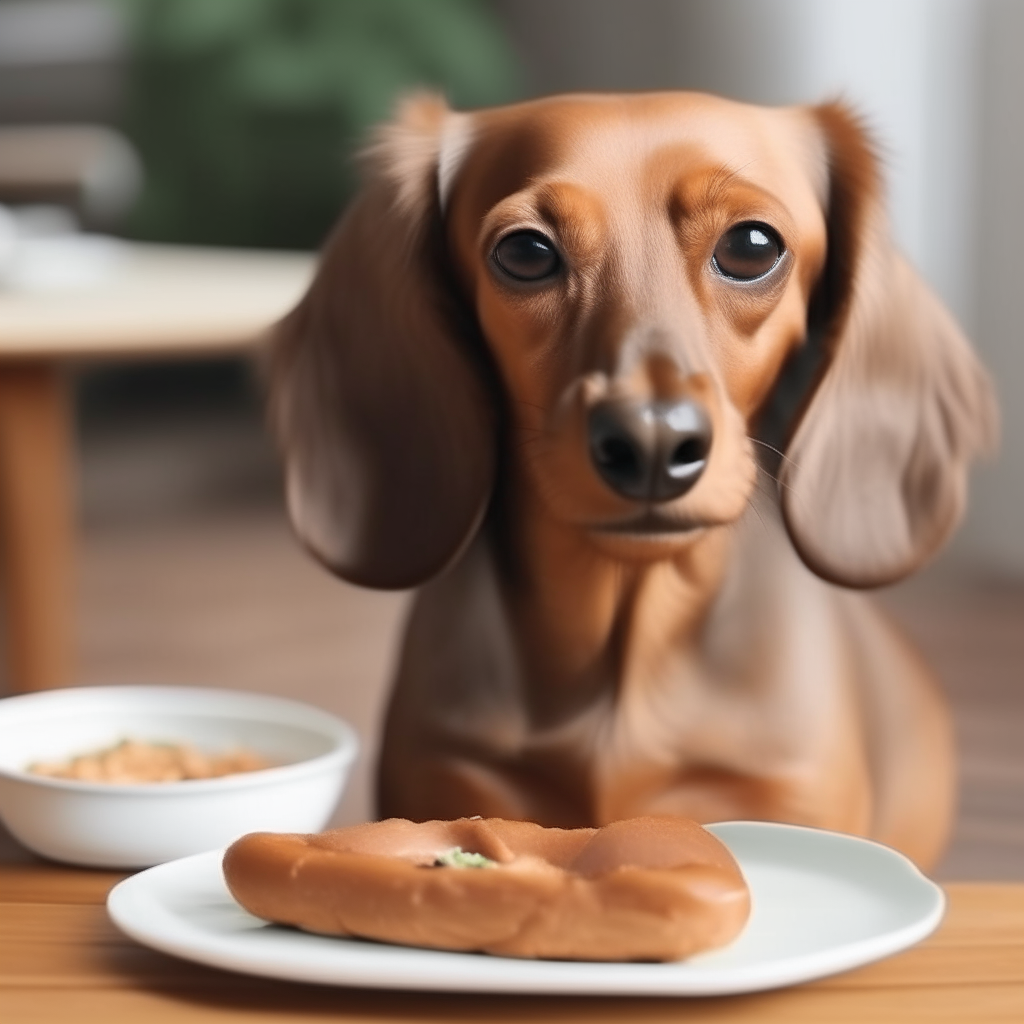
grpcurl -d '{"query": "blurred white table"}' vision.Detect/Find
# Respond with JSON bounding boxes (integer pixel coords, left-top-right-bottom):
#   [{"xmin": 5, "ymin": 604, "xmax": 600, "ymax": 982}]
[{"xmin": 0, "ymin": 242, "xmax": 315, "ymax": 692}]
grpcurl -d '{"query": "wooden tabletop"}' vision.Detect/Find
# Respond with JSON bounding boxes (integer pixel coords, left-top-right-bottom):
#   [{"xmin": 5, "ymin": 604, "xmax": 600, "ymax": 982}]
[
  {"xmin": 1, "ymin": 852, "xmax": 1021, "ymax": 1024},
  {"xmin": 0, "ymin": 242, "xmax": 315, "ymax": 361}
]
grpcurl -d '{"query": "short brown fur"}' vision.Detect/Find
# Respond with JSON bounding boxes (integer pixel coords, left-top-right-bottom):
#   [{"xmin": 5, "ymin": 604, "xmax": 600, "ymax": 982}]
[{"xmin": 270, "ymin": 92, "xmax": 996, "ymax": 869}]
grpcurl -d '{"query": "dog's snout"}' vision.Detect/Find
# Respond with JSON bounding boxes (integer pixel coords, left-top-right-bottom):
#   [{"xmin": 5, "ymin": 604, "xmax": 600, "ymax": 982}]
[{"xmin": 588, "ymin": 399, "xmax": 712, "ymax": 502}]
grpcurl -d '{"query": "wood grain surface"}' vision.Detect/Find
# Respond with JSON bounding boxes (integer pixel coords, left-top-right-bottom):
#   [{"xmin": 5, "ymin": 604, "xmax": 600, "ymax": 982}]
[{"xmin": 0, "ymin": 860, "xmax": 1021, "ymax": 1024}]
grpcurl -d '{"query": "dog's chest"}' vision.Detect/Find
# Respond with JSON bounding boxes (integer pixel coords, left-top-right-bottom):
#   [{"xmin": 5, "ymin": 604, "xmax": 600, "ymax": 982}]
[{"xmin": 391, "ymin": 520, "xmax": 866, "ymax": 827}]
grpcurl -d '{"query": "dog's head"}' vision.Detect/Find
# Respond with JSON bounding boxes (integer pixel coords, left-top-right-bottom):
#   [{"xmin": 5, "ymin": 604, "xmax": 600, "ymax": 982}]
[{"xmin": 271, "ymin": 92, "xmax": 995, "ymax": 590}]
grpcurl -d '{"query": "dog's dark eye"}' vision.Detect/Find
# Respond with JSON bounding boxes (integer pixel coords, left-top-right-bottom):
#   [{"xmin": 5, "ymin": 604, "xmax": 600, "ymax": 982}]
[
  {"xmin": 712, "ymin": 222, "xmax": 783, "ymax": 280},
  {"xmin": 493, "ymin": 231, "xmax": 560, "ymax": 281}
]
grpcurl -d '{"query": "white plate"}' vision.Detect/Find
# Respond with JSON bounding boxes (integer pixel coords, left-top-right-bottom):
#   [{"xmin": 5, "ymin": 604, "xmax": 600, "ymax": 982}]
[{"xmin": 107, "ymin": 821, "xmax": 944, "ymax": 996}]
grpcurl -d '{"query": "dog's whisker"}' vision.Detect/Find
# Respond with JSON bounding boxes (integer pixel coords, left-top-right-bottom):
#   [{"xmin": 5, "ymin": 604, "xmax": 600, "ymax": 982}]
[
  {"xmin": 751, "ymin": 466, "xmax": 776, "ymax": 492},
  {"xmin": 753, "ymin": 460, "xmax": 800, "ymax": 498},
  {"xmin": 747, "ymin": 436, "xmax": 801, "ymax": 472},
  {"xmin": 512, "ymin": 399, "xmax": 547, "ymax": 412},
  {"xmin": 511, "ymin": 435, "xmax": 546, "ymax": 453},
  {"xmin": 746, "ymin": 476, "xmax": 778, "ymax": 530},
  {"xmin": 746, "ymin": 497, "xmax": 769, "ymax": 535}
]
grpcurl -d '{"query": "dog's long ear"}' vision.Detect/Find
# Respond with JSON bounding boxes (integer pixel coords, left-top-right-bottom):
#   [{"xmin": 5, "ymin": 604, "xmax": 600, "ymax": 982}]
[
  {"xmin": 269, "ymin": 95, "xmax": 493, "ymax": 589},
  {"xmin": 779, "ymin": 104, "xmax": 997, "ymax": 588}
]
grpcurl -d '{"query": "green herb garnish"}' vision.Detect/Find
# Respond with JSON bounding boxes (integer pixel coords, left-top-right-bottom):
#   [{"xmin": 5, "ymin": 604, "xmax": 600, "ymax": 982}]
[{"xmin": 433, "ymin": 847, "xmax": 496, "ymax": 868}]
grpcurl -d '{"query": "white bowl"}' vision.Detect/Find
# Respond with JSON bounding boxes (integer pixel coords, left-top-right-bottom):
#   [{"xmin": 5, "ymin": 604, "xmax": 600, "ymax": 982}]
[{"xmin": 0, "ymin": 686, "xmax": 358, "ymax": 868}]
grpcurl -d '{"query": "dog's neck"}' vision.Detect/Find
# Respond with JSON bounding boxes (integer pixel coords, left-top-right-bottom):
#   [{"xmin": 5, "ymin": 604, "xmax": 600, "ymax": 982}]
[{"xmin": 490, "ymin": 479, "xmax": 733, "ymax": 725}]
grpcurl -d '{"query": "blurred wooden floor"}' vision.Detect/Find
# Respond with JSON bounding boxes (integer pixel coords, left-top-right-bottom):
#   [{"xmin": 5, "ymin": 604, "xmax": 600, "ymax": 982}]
[{"xmin": 1, "ymin": 404, "xmax": 1020, "ymax": 879}]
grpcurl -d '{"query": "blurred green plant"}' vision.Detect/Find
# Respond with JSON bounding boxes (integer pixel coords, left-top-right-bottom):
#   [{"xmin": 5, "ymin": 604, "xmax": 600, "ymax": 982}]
[{"xmin": 116, "ymin": 0, "xmax": 521, "ymax": 249}]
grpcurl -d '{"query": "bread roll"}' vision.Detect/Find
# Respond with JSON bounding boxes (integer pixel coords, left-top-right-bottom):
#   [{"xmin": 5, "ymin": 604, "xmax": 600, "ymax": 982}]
[{"xmin": 223, "ymin": 815, "xmax": 750, "ymax": 961}]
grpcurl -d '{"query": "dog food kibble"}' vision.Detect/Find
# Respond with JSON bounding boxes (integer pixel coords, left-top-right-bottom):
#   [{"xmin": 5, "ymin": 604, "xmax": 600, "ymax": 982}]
[{"xmin": 28, "ymin": 739, "xmax": 269, "ymax": 783}]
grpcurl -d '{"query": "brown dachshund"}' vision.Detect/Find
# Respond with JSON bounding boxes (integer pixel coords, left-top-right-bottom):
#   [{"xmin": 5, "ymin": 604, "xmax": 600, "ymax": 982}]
[{"xmin": 270, "ymin": 92, "xmax": 996, "ymax": 870}]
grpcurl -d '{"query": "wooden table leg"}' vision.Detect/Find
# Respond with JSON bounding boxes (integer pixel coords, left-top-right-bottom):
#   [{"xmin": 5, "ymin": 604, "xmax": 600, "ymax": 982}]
[{"xmin": 0, "ymin": 362, "xmax": 75, "ymax": 692}]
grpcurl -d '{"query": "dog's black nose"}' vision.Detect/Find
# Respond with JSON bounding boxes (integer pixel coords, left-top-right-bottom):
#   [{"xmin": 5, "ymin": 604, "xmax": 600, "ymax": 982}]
[{"xmin": 588, "ymin": 399, "xmax": 712, "ymax": 502}]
